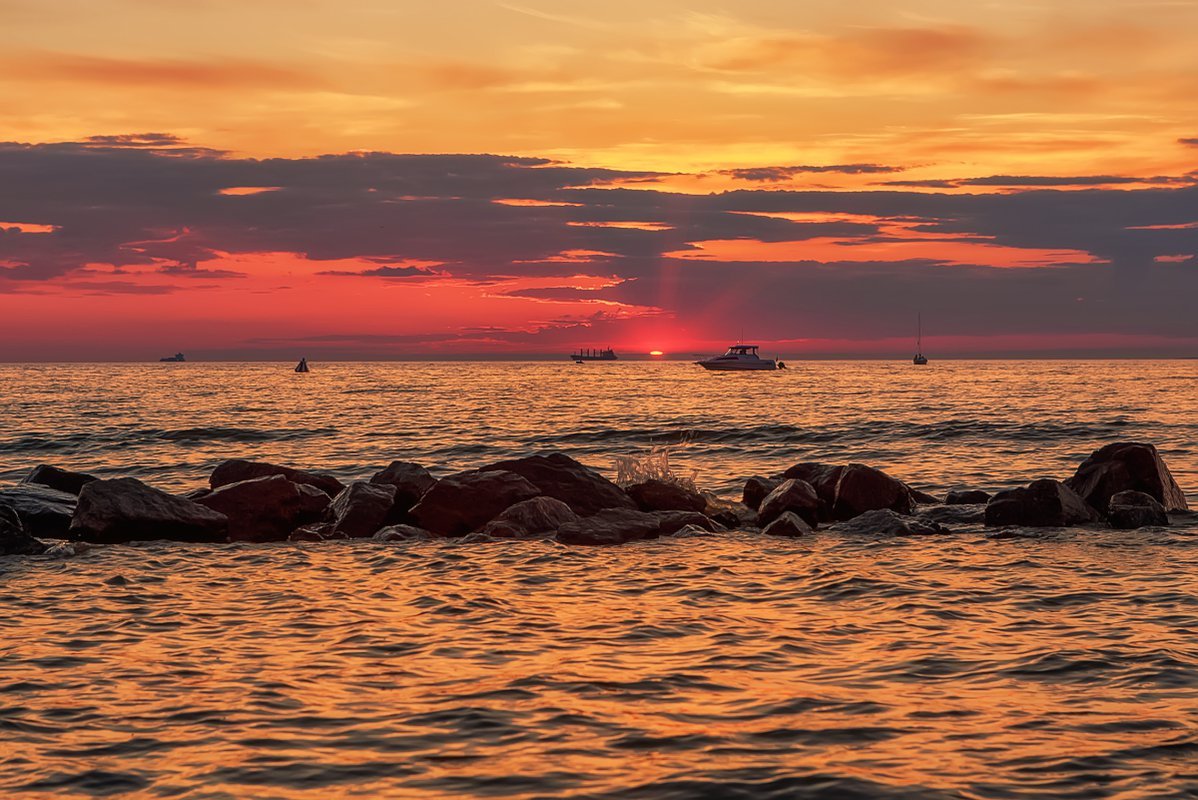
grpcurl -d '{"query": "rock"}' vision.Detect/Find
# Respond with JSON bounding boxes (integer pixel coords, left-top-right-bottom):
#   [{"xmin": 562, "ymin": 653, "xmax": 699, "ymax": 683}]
[
  {"xmin": 479, "ymin": 453, "xmax": 634, "ymax": 515},
  {"xmin": 69, "ymin": 478, "xmax": 228, "ymax": 543},
  {"xmin": 984, "ymin": 479, "xmax": 1101, "ymax": 528},
  {"xmin": 209, "ymin": 459, "xmax": 343, "ymax": 498},
  {"xmin": 1108, "ymin": 490, "xmax": 1168, "ymax": 529},
  {"xmin": 0, "ymin": 504, "xmax": 47, "ymax": 555},
  {"xmin": 829, "ymin": 464, "xmax": 915, "ymax": 521},
  {"xmin": 556, "ymin": 508, "xmax": 664, "ymax": 546},
  {"xmin": 653, "ymin": 511, "xmax": 723, "ymax": 536},
  {"xmin": 762, "ymin": 511, "xmax": 812, "ymax": 538},
  {"xmin": 909, "ymin": 488, "xmax": 941, "ymax": 505},
  {"xmin": 328, "ymin": 481, "xmax": 398, "ymax": 539},
  {"xmin": 829, "ymin": 509, "xmax": 949, "ymax": 536},
  {"xmin": 758, "ymin": 479, "xmax": 821, "ymax": 527},
  {"xmin": 182, "ymin": 488, "xmax": 212, "ymax": 501},
  {"xmin": 411, "ymin": 469, "xmax": 541, "ymax": 536},
  {"xmin": 625, "ymin": 479, "xmax": 706, "ymax": 513},
  {"xmin": 374, "ymin": 524, "xmax": 433, "ymax": 541},
  {"xmin": 742, "ymin": 476, "xmax": 781, "ymax": 510},
  {"xmin": 369, "ymin": 461, "xmax": 436, "ymax": 512},
  {"xmin": 22, "ymin": 464, "xmax": 97, "ymax": 496},
  {"xmin": 0, "ymin": 485, "xmax": 77, "ymax": 539},
  {"xmin": 1065, "ymin": 442, "xmax": 1189, "ymax": 512},
  {"xmin": 480, "ymin": 496, "xmax": 578, "ymax": 539},
  {"xmin": 198, "ymin": 475, "xmax": 329, "ymax": 542},
  {"xmin": 289, "ymin": 523, "xmax": 334, "ymax": 542},
  {"xmin": 920, "ymin": 504, "xmax": 987, "ymax": 525},
  {"xmin": 781, "ymin": 462, "xmax": 914, "ymax": 521},
  {"xmin": 555, "ymin": 508, "xmax": 721, "ymax": 545},
  {"xmin": 706, "ymin": 498, "xmax": 759, "ymax": 531},
  {"xmin": 946, "ymin": 489, "xmax": 991, "ymax": 505}
]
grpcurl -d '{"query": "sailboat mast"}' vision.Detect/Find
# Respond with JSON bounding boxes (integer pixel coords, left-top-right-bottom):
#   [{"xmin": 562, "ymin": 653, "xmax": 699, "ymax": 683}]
[{"xmin": 917, "ymin": 313, "xmax": 922, "ymax": 351}]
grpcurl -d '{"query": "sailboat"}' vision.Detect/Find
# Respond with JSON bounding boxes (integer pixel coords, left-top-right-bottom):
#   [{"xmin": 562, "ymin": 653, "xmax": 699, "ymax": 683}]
[
  {"xmin": 295, "ymin": 358, "xmax": 310, "ymax": 373},
  {"xmin": 913, "ymin": 314, "xmax": 928, "ymax": 365}
]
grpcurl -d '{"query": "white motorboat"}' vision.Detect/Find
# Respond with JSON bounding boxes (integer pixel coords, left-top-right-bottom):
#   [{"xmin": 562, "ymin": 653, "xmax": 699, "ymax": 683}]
[{"xmin": 696, "ymin": 344, "xmax": 779, "ymax": 371}]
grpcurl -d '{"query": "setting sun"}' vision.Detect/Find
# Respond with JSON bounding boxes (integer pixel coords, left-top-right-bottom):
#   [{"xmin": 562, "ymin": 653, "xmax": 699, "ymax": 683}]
[{"xmin": 649, "ymin": 350, "xmax": 664, "ymax": 356}]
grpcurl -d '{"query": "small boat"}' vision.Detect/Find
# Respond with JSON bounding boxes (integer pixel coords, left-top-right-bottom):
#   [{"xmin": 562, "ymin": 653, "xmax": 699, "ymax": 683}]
[
  {"xmin": 913, "ymin": 313, "xmax": 929, "ymax": 365},
  {"xmin": 696, "ymin": 344, "xmax": 779, "ymax": 371},
  {"xmin": 571, "ymin": 347, "xmax": 618, "ymax": 363},
  {"xmin": 159, "ymin": 352, "xmax": 185, "ymax": 362},
  {"xmin": 295, "ymin": 358, "xmax": 310, "ymax": 373}
]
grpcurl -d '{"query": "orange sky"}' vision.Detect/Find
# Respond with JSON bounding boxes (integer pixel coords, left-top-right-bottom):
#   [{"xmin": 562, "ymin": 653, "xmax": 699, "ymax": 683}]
[{"xmin": 1, "ymin": 1, "xmax": 1197, "ymax": 358}]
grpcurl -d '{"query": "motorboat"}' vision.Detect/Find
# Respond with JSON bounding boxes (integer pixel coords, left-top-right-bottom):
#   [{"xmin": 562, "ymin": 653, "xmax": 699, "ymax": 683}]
[{"xmin": 696, "ymin": 344, "xmax": 779, "ymax": 371}]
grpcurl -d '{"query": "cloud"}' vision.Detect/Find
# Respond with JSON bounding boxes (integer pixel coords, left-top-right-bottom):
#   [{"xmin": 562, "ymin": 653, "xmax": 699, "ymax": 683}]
[
  {"xmin": 5, "ymin": 52, "xmax": 321, "ymax": 91},
  {"xmin": 720, "ymin": 164, "xmax": 903, "ymax": 181},
  {"xmin": 1181, "ymin": 138, "xmax": 1198, "ymax": 147},
  {"xmin": 3, "ymin": 135, "xmax": 1198, "ymax": 354}
]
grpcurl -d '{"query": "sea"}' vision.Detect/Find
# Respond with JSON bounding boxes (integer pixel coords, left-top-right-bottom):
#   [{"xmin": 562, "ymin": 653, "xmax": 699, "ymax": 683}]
[{"xmin": 1, "ymin": 360, "xmax": 1196, "ymax": 799}]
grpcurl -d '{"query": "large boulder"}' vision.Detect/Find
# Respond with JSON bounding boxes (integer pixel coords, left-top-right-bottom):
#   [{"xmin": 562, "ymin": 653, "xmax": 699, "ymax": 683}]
[
  {"xmin": 830, "ymin": 509, "xmax": 949, "ymax": 536},
  {"xmin": 625, "ymin": 479, "xmax": 706, "ymax": 513},
  {"xmin": 0, "ymin": 505, "xmax": 47, "ymax": 555},
  {"xmin": 0, "ymin": 485, "xmax": 77, "ymax": 539},
  {"xmin": 555, "ymin": 508, "xmax": 720, "ymax": 545},
  {"xmin": 369, "ymin": 461, "xmax": 436, "ymax": 512},
  {"xmin": 411, "ymin": 469, "xmax": 541, "ymax": 536},
  {"xmin": 1065, "ymin": 442, "xmax": 1189, "ymax": 512},
  {"xmin": 758, "ymin": 479, "xmax": 821, "ymax": 527},
  {"xmin": 328, "ymin": 481, "xmax": 398, "ymax": 539},
  {"xmin": 480, "ymin": 496, "xmax": 578, "ymax": 539},
  {"xmin": 22, "ymin": 464, "xmax": 98, "ymax": 496},
  {"xmin": 198, "ymin": 475, "xmax": 329, "ymax": 542},
  {"xmin": 946, "ymin": 489, "xmax": 991, "ymax": 505},
  {"xmin": 781, "ymin": 462, "xmax": 913, "ymax": 521},
  {"xmin": 70, "ymin": 478, "xmax": 228, "ymax": 543},
  {"xmin": 984, "ymin": 479, "xmax": 1101, "ymax": 528},
  {"xmin": 209, "ymin": 459, "xmax": 343, "ymax": 498},
  {"xmin": 762, "ymin": 511, "xmax": 812, "ymax": 538},
  {"xmin": 742, "ymin": 476, "xmax": 781, "ymax": 510},
  {"xmin": 1108, "ymin": 490, "xmax": 1168, "ymax": 530},
  {"xmin": 479, "ymin": 453, "xmax": 634, "ymax": 515}
]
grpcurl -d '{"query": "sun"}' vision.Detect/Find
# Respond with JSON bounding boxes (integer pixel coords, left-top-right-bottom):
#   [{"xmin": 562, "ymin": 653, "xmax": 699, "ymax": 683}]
[{"xmin": 648, "ymin": 350, "xmax": 664, "ymax": 356}]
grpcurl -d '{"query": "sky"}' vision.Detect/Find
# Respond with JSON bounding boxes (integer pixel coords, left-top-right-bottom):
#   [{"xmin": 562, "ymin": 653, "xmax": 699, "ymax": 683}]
[{"xmin": 1, "ymin": 0, "xmax": 1197, "ymax": 359}]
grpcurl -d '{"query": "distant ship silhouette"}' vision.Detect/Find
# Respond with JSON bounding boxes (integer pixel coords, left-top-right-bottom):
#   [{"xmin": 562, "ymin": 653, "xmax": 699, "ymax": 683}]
[
  {"xmin": 159, "ymin": 352, "xmax": 185, "ymax": 362},
  {"xmin": 571, "ymin": 347, "xmax": 617, "ymax": 363},
  {"xmin": 295, "ymin": 358, "xmax": 310, "ymax": 373}
]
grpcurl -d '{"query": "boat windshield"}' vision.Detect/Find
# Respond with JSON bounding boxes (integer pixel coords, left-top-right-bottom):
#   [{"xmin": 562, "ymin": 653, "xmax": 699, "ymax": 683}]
[{"xmin": 726, "ymin": 345, "xmax": 759, "ymax": 355}]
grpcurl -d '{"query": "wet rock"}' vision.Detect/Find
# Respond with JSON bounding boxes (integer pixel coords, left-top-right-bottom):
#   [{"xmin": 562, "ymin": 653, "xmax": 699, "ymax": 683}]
[
  {"xmin": 328, "ymin": 481, "xmax": 398, "ymax": 539},
  {"xmin": 411, "ymin": 469, "xmax": 541, "ymax": 537},
  {"xmin": 182, "ymin": 488, "xmax": 212, "ymax": 501},
  {"xmin": 653, "ymin": 511, "xmax": 723, "ymax": 536},
  {"xmin": 829, "ymin": 464, "xmax": 915, "ymax": 521},
  {"xmin": 209, "ymin": 458, "xmax": 343, "ymax": 498},
  {"xmin": 288, "ymin": 523, "xmax": 334, "ymax": 542},
  {"xmin": 555, "ymin": 508, "xmax": 720, "ymax": 545},
  {"xmin": 705, "ymin": 498, "xmax": 759, "ymax": 531},
  {"xmin": 781, "ymin": 462, "xmax": 914, "ymax": 521},
  {"xmin": 829, "ymin": 509, "xmax": 949, "ymax": 536},
  {"xmin": 920, "ymin": 504, "xmax": 987, "ymax": 525},
  {"xmin": 1108, "ymin": 490, "xmax": 1168, "ymax": 529},
  {"xmin": 0, "ymin": 504, "xmax": 47, "ymax": 555},
  {"xmin": 374, "ymin": 524, "xmax": 433, "ymax": 541},
  {"xmin": 909, "ymin": 488, "xmax": 942, "ymax": 505},
  {"xmin": 369, "ymin": 461, "xmax": 436, "ymax": 512},
  {"xmin": 43, "ymin": 541, "xmax": 91, "ymax": 557},
  {"xmin": 625, "ymin": 479, "xmax": 706, "ymax": 513},
  {"xmin": 22, "ymin": 464, "xmax": 97, "ymax": 496},
  {"xmin": 198, "ymin": 475, "xmax": 329, "ymax": 542},
  {"xmin": 70, "ymin": 478, "xmax": 228, "ymax": 543},
  {"xmin": 742, "ymin": 476, "xmax": 781, "ymax": 510},
  {"xmin": 984, "ymin": 479, "xmax": 1101, "ymax": 528},
  {"xmin": 758, "ymin": 479, "xmax": 821, "ymax": 527},
  {"xmin": 480, "ymin": 496, "xmax": 578, "ymax": 539},
  {"xmin": 946, "ymin": 489, "xmax": 991, "ymax": 505},
  {"xmin": 762, "ymin": 511, "xmax": 812, "ymax": 538},
  {"xmin": 0, "ymin": 484, "xmax": 77, "ymax": 539},
  {"xmin": 479, "ymin": 453, "xmax": 634, "ymax": 515},
  {"xmin": 1065, "ymin": 442, "xmax": 1189, "ymax": 512}
]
